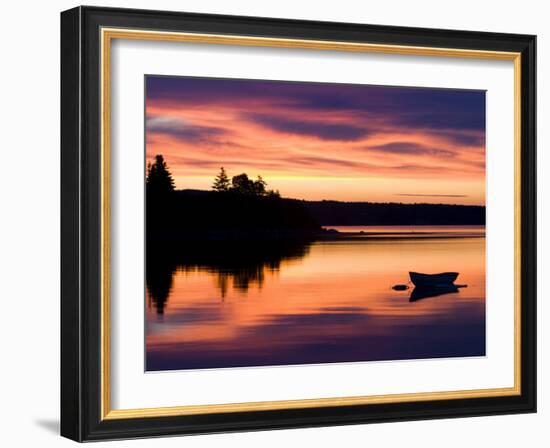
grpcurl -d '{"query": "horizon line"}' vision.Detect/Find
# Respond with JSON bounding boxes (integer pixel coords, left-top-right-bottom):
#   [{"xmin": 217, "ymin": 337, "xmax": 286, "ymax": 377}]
[{"xmin": 176, "ymin": 188, "xmax": 485, "ymax": 207}]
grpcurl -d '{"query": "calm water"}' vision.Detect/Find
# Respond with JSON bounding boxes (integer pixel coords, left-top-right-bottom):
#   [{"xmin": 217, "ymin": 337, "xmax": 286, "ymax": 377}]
[{"xmin": 146, "ymin": 226, "xmax": 486, "ymax": 371}]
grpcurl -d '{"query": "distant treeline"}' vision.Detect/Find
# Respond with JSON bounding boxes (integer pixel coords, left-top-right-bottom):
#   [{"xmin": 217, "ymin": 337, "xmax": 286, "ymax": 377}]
[
  {"xmin": 150, "ymin": 190, "xmax": 485, "ymax": 238},
  {"xmin": 302, "ymin": 200, "xmax": 485, "ymax": 226}
]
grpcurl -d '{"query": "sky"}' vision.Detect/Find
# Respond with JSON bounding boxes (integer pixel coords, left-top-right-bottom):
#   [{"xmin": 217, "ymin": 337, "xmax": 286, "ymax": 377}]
[{"xmin": 145, "ymin": 76, "xmax": 486, "ymax": 205}]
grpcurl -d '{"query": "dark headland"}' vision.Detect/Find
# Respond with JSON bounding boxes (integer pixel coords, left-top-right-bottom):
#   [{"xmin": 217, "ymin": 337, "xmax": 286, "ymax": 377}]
[
  {"xmin": 146, "ymin": 156, "xmax": 485, "ymax": 243},
  {"xmin": 148, "ymin": 188, "xmax": 484, "ymax": 242}
]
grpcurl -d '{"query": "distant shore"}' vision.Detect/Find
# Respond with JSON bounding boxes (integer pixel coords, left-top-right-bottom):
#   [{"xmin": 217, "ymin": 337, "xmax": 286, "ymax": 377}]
[
  {"xmin": 173, "ymin": 189, "xmax": 486, "ymax": 226},
  {"xmin": 147, "ymin": 187, "xmax": 485, "ymax": 245},
  {"xmin": 318, "ymin": 226, "xmax": 485, "ymax": 240},
  {"xmin": 147, "ymin": 225, "xmax": 485, "ymax": 244}
]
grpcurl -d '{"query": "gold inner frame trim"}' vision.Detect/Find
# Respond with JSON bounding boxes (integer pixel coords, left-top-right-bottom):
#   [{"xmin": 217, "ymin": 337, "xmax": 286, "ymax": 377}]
[{"xmin": 100, "ymin": 27, "xmax": 522, "ymax": 421}]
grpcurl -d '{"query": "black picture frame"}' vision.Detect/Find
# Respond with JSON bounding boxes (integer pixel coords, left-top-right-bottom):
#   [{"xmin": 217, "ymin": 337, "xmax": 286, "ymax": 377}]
[{"xmin": 61, "ymin": 5, "xmax": 536, "ymax": 442}]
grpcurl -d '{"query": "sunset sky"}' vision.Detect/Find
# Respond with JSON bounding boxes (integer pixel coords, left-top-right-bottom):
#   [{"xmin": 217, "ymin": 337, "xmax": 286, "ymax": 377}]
[{"xmin": 145, "ymin": 76, "xmax": 486, "ymax": 205}]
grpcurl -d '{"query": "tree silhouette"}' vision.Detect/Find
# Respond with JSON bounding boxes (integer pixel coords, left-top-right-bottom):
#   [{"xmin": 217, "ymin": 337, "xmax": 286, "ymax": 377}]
[
  {"xmin": 253, "ymin": 176, "xmax": 267, "ymax": 196},
  {"xmin": 212, "ymin": 167, "xmax": 230, "ymax": 192},
  {"xmin": 231, "ymin": 173, "xmax": 256, "ymax": 195},
  {"xmin": 230, "ymin": 173, "xmax": 274, "ymax": 196},
  {"xmin": 146, "ymin": 155, "xmax": 175, "ymax": 196}
]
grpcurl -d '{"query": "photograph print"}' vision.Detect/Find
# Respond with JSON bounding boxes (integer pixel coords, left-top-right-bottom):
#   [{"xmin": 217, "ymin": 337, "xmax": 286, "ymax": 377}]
[{"xmin": 145, "ymin": 76, "xmax": 486, "ymax": 372}]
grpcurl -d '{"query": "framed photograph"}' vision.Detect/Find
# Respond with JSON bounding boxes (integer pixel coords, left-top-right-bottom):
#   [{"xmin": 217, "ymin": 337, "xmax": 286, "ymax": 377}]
[{"xmin": 61, "ymin": 6, "xmax": 536, "ymax": 441}]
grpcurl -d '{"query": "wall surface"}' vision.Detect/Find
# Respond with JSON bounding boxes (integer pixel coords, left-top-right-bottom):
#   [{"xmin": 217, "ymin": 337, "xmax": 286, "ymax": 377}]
[{"xmin": 0, "ymin": 1, "xmax": 546, "ymax": 446}]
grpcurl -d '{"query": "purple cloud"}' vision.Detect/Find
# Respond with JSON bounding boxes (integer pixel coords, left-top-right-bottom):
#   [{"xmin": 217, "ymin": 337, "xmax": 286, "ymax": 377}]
[
  {"xmin": 245, "ymin": 113, "xmax": 373, "ymax": 141},
  {"xmin": 146, "ymin": 117, "xmax": 226, "ymax": 143}
]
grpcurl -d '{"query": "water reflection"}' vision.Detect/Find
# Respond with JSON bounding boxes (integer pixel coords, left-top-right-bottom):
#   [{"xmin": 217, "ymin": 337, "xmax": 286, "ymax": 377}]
[
  {"xmin": 409, "ymin": 285, "xmax": 460, "ymax": 302},
  {"xmin": 146, "ymin": 227, "xmax": 486, "ymax": 371},
  {"xmin": 147, "ymin": 239, "xmax": 313, "ymax": 313}
]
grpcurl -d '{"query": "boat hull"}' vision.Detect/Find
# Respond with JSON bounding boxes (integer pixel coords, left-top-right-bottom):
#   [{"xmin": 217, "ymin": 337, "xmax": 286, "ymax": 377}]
[{"xmin": 409, "ymin": 271, "xmax": 459, "ymax": 287}]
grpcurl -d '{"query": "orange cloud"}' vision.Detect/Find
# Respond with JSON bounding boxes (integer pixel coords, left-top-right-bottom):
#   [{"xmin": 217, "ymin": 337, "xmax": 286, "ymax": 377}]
[{"xmin": 145, "ymin": 77, "xmax": 486, "ymax": 205}]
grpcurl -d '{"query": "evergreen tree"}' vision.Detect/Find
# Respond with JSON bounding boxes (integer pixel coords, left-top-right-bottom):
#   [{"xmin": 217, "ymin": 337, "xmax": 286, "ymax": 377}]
[
  {"xmin": 146, "ymin": 155, "xmax": 175, "ymax": 196},
  {"xmin": 212, "ymin": 167, "xmax": 230, "ymax": 192}
]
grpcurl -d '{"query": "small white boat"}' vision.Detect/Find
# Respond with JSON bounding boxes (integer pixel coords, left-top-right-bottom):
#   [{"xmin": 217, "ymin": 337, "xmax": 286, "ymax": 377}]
[{"xmin": 409, "ymin": 271, "xmax": 458, "ymax": 287}]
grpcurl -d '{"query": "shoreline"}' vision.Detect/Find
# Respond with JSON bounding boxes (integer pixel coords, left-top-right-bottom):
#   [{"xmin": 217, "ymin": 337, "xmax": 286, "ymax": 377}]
[
  {"xmin": 147, "ymin": 226, "xmax": 486, "ymax": 245},
  {"xmin": 317, "ymin": 230, "xmax": 485, "ymax": 241}
]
